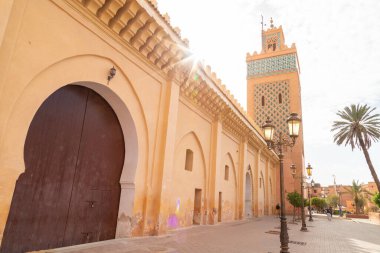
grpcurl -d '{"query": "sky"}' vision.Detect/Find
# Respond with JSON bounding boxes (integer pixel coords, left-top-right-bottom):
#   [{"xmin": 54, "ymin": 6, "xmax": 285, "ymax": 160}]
[{"xmin": 157, "ymin": 0, "xmax": 380, "ymax": 187}]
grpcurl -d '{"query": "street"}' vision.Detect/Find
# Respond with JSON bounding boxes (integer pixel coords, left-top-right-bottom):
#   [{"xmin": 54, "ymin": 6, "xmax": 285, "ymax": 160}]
[{"xmin": 41, "ymin": 214, "xmax": 380, "ymax": 253}]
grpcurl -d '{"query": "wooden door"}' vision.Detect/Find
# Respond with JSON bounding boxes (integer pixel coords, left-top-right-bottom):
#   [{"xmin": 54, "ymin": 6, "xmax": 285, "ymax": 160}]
[
  {"xmin": 1, "ymin": 85, "xmax": 125, "ymax": 253},
  {"xmin": 193, "ymin": 189, "xmax": 202, "ymax": 225}
]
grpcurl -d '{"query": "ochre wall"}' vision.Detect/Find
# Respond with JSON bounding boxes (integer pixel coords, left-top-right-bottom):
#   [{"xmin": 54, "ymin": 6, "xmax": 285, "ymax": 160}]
[{"xmin": 0, "ymin": 0, "xmax": 279, "ymax": 246}]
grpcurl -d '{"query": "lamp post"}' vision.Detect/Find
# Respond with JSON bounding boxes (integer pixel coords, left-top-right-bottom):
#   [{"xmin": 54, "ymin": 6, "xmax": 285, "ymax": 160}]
[
  {"xmin": 262, "ymin": 113, "xmax": 301, "ymax": 253},
  {"xmin": 308, "ymin": 178, "xmax": 315, "ymax": 221},
  {"xmin": 290, "ymin": 163, "xmax": 312, "ymax": 232},
  {"xmin": 337, "ymin": 190, "xmax": 342, "ymax": 217}
]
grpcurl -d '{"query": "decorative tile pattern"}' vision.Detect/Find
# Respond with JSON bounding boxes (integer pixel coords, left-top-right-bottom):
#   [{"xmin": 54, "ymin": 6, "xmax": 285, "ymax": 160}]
[
  {"xmin": 254, "ymin": 80, "xmax": 290, "ymax": 137},
  {"xmin": 247, "ymin": 53, "xmax": 297, "ymax": 77}
]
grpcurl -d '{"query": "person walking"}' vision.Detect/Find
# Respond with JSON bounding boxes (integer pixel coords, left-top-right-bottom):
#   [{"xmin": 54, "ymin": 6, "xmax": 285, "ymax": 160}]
[
  {"xmin": 326, "ymin": 206, "xmax": 332, "ymax": 221},
  {"xmin": 276, "ymin": 203, "xmax": 280, "ymax": 218}
]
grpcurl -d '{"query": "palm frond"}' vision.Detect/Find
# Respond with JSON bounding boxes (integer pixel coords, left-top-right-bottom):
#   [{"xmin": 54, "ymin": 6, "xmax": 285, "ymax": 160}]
[{"xmin": 331, "ymin": 104, "xmax": 380, "ymax": 150}]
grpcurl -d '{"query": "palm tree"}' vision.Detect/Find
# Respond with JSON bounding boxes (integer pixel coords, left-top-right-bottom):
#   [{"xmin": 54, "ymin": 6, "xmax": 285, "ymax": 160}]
[
  {"xmin": 332, "ymin": 104, "xmax": 380, "ymax": 192},
  {"xmin": 344, "ymin": 180, "xmax": 367, "ymax": 214}
]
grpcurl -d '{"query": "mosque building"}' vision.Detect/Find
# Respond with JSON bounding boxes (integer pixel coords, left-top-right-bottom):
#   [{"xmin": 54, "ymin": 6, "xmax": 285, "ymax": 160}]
[
  {"xmin": 0, "ymin": 0, "xmax": 303, "ymax": 252},
  {"xmin": 246, "ymin": 18, "xmax": 305, "ymax": 213}
]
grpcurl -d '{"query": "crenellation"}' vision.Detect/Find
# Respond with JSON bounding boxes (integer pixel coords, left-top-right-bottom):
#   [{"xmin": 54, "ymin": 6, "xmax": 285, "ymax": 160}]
[
  {"xmin": 148, "ymin": 0, "xmax": 157, "ymax": 8},
  {"xmin": 205, "ymin": 65, "xmax": 212, "ymax": 75},
  {"xmin": 162, "ymin": 13, "xmax": 170, "ymax": 23},
  {"xmin": 173, "ymin": 27, "xmax": 181, "ymax": 36}
]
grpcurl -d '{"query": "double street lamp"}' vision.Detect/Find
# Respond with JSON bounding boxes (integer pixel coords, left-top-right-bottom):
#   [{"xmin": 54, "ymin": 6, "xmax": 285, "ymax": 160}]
[
  {"xmin": 262, "ymin": 113, "xmax": 301, "ymax": 253},
  {"xmin": 290, "ymin": 162, "xmax": 312, "ymax": 232}
]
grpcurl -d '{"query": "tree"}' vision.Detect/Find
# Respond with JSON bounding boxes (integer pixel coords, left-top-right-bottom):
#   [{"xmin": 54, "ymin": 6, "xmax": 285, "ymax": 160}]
[
  {"xmin": 326, "ymin": 195, "xmax": 339, "ymax": 208},
  {"xmin": 331, "ymin": 104, "xmax": 380, "ymax": 192},
  {"xmin": 344, "ymin": 180, "xmax": 370, "ymax": 214},
  {"xmin": 287, "ymin": 191, "xmax": 302, "ymax": 222},
  {"xmin": 373, "ymin": 192, "xmax": 380, "ymax": 209},
  {"xmin": 311, "ymin": 197, "xmax": 327, "ymax": 213}
]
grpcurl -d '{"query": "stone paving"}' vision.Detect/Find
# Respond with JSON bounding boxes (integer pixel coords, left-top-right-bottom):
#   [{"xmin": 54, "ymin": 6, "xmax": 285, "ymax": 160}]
[{"xmin": 42, "ymin": 214, "xmax": 380, "ymax": 253}]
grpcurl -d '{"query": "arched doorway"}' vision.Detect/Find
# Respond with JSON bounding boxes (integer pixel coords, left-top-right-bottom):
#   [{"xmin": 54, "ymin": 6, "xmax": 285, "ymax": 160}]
[
  {"xmin": 1, "ymin": 85, "xmax": 125, "ymax": 253},
  {"xmin": 245, "ymin": 169, "xmax": 253, "ymax": 218}
]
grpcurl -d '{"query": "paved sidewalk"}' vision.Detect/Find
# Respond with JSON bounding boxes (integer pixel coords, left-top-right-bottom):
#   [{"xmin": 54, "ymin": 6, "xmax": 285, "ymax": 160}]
[{"xmin": 41, "ymin": 215, "xmax": 380, "ymax": 253}]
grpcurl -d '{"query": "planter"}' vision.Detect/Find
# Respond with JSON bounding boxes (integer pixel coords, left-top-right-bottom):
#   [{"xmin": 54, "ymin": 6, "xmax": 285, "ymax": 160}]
[
  {"xmin": 346, "ymin": 214, "xmax": 369, "ymax": 219},
  {"xmin": 368, "ymin": 212, "xmax": 380, "ymax": 225}
]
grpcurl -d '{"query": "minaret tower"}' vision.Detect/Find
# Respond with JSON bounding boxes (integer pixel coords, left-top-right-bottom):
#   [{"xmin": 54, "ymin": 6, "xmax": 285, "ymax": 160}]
[{"xmin": 246, "ymin": 18, "xmax": 305, "ymax": 214}]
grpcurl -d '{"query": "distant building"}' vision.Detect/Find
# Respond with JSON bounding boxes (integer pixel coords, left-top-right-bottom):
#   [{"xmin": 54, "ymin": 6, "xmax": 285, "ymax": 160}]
[{"xmin": 311, "ymin": 182, "xmax": 377, "ymax": 213}]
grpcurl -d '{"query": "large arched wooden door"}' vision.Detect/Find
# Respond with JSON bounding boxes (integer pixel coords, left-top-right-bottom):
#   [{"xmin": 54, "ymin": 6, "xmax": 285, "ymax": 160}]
[{"xmin": 1, "ymin": 85, "xmax": 125, "ymax": 253}]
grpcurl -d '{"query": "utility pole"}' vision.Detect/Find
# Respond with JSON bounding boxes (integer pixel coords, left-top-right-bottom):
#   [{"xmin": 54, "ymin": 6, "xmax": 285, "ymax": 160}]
[{"xmin": 333, "ymin": 175, "xmax": 337, "ymax": 195}]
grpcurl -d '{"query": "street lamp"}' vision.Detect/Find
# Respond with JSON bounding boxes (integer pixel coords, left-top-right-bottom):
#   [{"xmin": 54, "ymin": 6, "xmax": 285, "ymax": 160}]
[
  {"xmin": 306, "ymin": 163, "xmax": 312, "ymax": 178},
  {"xmin": 308, "ymin": 177, "xmax": 315, "ymax": 221},
  {"xmin": 337, "ymin": 190, "xmax": 342, "ymax": 217},
  {"xmin": 290, "ymin": 163, "xmax": 311, "ymax": 232},
  {"xmin": 262, "ymin": 113, "xmax": 301, "ymax": 253}
]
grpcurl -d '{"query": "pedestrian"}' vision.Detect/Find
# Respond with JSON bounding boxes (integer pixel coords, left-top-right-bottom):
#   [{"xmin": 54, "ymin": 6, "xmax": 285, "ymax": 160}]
[
  {"xmin": 326, "ymin": 206, "xmax": 332, "ymax": 221},
  {"xmin": 276, "ymin": 203, "xmax": 280, "ymax": 218}
]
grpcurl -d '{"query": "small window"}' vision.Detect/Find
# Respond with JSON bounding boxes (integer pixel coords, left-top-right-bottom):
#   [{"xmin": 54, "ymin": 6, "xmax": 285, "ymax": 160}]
[
  {"xmin": 273, "ymin": 43, "xmax": 276, "ymax": 51},
  {"xmin": 261, "ymin": 96, "xmax": 265, "ymax": 106},
  {"xmin": 279, "ymin": 93, "xmax": 282, "ymax": 104},
  {"xmin": 314, "ymin": 190, "xmax": 317, "ymax": 194},
  {"xmin": 185, "ymin": 149, "xmax": 193, "ymax": 171},
  {"xmin": 224, "ymin": 165, "xmax": 229, "ymax": 180}
]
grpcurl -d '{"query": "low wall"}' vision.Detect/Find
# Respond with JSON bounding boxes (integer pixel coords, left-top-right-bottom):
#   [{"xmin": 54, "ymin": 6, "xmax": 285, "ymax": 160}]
[
  {"xmin": 368, "ymin": 212, "xmax": 380, "ymax": 225},
  {"xmin": 346, "ymin": 214, "xmax": 369, "ymax": 219}
]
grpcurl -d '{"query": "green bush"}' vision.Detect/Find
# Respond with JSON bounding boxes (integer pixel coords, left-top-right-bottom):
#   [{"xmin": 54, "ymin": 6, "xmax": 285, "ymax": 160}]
[
  {"xmin": 287, "ymin": 191, "xmax": 302, "ymax": 208},
  {"xmin": 311, "ymin": 197, "xmax": 327, "ymax": 212},
  {"xmin": 333, "ymin": 210, "xmax": 346, "ymax": 215},
  {"xmin": 372, "ymin": 192, "xmax": 380, "ymax": 208}
]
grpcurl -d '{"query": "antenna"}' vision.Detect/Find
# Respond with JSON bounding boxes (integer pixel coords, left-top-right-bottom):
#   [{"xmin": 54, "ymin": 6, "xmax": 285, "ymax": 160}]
[
  {"xmin": 260, "ymin": 15, "xmax": 266, "ymax": 51},
  {"xmin": 333, "ymin": 175, "xmax": 337, "ymax": 196},
  {"xmin": 261, "ymin": 14, "xmax": 264, "ymax": 31}
]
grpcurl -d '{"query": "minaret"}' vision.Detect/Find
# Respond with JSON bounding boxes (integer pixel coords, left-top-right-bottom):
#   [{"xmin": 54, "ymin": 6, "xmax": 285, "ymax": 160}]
[{"xmin": 246, "ymin": 18, "xmax": 305, "ymax": 214}]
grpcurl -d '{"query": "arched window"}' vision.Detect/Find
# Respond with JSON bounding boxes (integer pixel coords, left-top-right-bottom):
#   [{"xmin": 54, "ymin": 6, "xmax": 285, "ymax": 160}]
[
  {"xmin": 261, "ymin": 96, "xmax": 265, "ymax": 106},
  {"xmin": 185, "ymin": 149, "xmax": 193, "ymax": 171},
  {"xmin": 279, "ymin": 93, "xmax": 282, "ymax": 104},
  {"xmin": 224, "ymin": 165, "xmax": 229, "ymax": 180}
]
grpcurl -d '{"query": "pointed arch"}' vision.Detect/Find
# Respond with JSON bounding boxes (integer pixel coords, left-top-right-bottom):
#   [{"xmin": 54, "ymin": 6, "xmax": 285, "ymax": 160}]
[
  {"xmin": 219, "ymin": 152, "xmax": 238, "ymax": 221},
  {"xmin": 225, "ymin": 152, "xmax": 237, "ymax": 187},
  {"xmin": 174, "ymin": 131, "xmax": 207, "ymax": 187},
  {"xmin": 0, "ymin": 54, "xmax": 149, "ymax": 240},
  {"xmin": 170, "ymin": 131, "xmax": 207, "ymax": 228}
]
